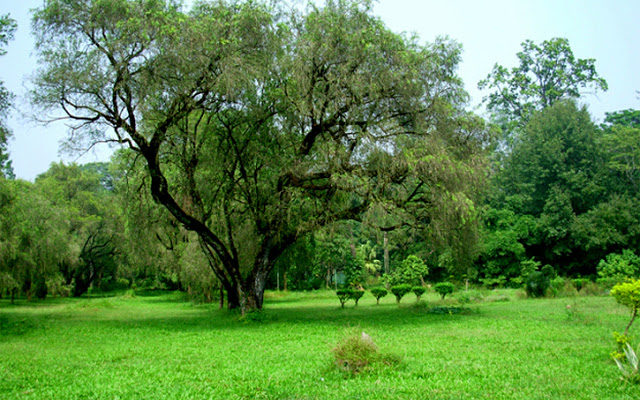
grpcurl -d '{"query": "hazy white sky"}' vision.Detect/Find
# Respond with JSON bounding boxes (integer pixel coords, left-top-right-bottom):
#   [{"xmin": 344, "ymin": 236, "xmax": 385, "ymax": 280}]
[{"xmin": 2, "ymin": 0, "xmax": 639, "ymax": 181}]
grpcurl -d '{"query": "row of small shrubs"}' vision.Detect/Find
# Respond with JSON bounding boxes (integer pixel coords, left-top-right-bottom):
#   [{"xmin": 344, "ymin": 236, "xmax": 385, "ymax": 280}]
[{"xmin": 336, "ymin": 282, "xmax": 455, "ymax": 307}]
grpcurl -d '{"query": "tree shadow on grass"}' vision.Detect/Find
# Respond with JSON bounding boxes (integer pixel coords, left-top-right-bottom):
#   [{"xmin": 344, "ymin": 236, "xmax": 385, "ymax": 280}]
[{"xmin": 0, "ymin": 296, "xmax": 477, "ymax": 339}]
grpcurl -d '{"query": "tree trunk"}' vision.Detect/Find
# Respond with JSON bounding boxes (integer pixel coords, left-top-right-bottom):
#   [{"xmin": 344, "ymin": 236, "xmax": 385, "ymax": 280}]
[
  {"xmin": 624, "ymin": 308, "xmax": 637, "ymax": 336},
  {"xmin": 239, "ymin": 268, "xmax": 269, "ymax": 314},
  {"xmin": 383, "ymin": 231, "xmax": 389, "ymax": 287},
  {"xmin": 226, "ymin": 284, "xmax": 240, "ymax": 310}
]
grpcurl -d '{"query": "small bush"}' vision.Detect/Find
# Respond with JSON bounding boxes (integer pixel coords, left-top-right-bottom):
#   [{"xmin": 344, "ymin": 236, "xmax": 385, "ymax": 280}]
[
  {"xmin": 332, "ymin": 331, "xmax": 401, "ymax": 375},
  {"xmin": 524, "ymin": 265, "xmax": 555, "ymax": 298},
  {"xmin": 572, "ymin": 278, "xmax": 589, "ymax": 292},
  {"xmin": 547, "ymin": 277, "xmax": 577, "ymax": 298},
  {"xmin": 434, "ymin": 282, "xmax": 454, "ymax": 300},
  {"xmin": 611, "ymin": 279, "xmax": 640, "ymax": 335},
  {"xmin": 412, "ymin": 286, "xmax": 426, "ymax": 301},
  {"xmin": 336, "ymin": 289, "xmax": 353, "ymax": 308},
  {"xmin": 596, "ymin": 277, "xmax": 619, "ymax": 291},
  {"xmin": 370, "ymin": 287, "xmax": 388, "ymax": 305},
  {"xmin": 390, "ymin": 284, "xmax": 412, "ymax": 303},
  {"xmin": 582, "ymin": 281, "xmax": 606, "ymax": 296},
  {"xmin": 349, "ymin": 289, "xmax": 365, "ymax": 306}
]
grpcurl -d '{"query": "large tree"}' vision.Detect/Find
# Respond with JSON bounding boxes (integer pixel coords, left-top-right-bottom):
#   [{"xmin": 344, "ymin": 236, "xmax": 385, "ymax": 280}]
[
  {"xmin": 32, "ymin": 0, "xmax": 485, "ymax": 312},
  {"xmin": 478, "ymin": 37, "xmax": 607, "ymax": 141}
]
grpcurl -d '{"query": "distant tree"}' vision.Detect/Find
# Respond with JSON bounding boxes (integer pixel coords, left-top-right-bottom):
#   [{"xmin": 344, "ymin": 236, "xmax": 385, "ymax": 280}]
[
  {"xmin": 478, "ymin": 37, "xmax": 607, "ymax": 138},
  {"xmin": 603, "ymin": 109, "xmax": 640, "ymax": 129},
  {"xmin": 35, "ymin": 162, "xmax": 123, "ymax": 296},
  {"xmin": 387, "ymin": 255, "xmax": 428, "ymax": 286},
  {"xmin": 600, "ymin": 114, "xmax": 640, "ymax": 195},
  {"xmin": 370, "ymin": 287, "xmax": 387, "ymax": 304},
  {"xmin": 0, "ymin": 14, "xmax": 17, "ymax": 178},
  {"xmin": 433, "ymin": 282, "xmax": 454, "ymax": 300},
  {"xmin": 0, "ymin": 179, "xmax": 71, "ymax": 300}
]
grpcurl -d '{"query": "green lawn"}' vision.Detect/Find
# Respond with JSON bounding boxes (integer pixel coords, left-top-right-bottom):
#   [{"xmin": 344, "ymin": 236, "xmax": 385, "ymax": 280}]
[{"xmin": 0, "ymin": 290, "xmax": 637, "ymax": 399}]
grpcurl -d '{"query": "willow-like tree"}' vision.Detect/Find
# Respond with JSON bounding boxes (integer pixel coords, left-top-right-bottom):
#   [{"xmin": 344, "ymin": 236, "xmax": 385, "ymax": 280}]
[{"xmin": 32, "ymin": 0, "xmax": 485, "ymax": 312}]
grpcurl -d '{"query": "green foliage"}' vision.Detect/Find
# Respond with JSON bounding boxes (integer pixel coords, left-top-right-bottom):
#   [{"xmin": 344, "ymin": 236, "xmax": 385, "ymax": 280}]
[
  {"xmin": 614, "ymin": 343, "xmax": 640, "ymax": 384},
  {"xmin": 612, "ymin": 331, "xmax": 631, "ymax": 360},
  {"xmin": 387, "ymin": 255, "xmax": 428, "ymax": 286},
  {"xmin": 349, "ymin": 289, "xmax": 365, "ymax": 306},
  {"xmin": 434, "ymin": 282, "xmax": 454, "ymax": 299},
  {"xmin": 478, "ymin": 37, "xmax": 607, "ymax": 130},
  {"xmin": 390, "ymin": 284, "xmax": 412, "ymax": 303},
  {"xmin": 370, "ymin": 287, "xmax": 387, "ymax": 304},
  {"xmin": 336, "ymin": 289, "xmax": 353, "ymax": 308},
  {"xmin": 480, "ymin": 275, "xmax": 507, "ymax": 289},
  {"xmin": 611, "ymin": 279, "xmax": 640, "ymax": 335},
  {"xmin": 31, "ymin": 0, "xmax": 485, "ymax": 312},
  {"xmin": 598, "ymin": 250, "xmax": 640, "ymax": 282},
  {"xmin": 412, "ymin": 286, "xmax": 426, "ymax": 301},
  {"xmin": 0, "ymin": 13, "xmax": 17, "ymax": 178},
  {"xmin": 523, "ymin": 263, "xmax": 555, "ymax": 298},
  {"xmin": 572, "ymin": 278, "xmax": 589, "ymax": 292}
]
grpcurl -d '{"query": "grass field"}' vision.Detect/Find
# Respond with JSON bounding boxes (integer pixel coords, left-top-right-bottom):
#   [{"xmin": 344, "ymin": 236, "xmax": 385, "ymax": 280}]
[{"xmin": 0, "ymin": 289, "xmax": 637, "ymax": 399}]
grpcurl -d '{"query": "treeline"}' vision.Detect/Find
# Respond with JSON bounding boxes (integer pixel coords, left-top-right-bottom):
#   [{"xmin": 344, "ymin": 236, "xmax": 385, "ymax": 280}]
[
  {"xmin": 2, "ymin": 100, "xmax": 638, "ymax": 302},
  {"xmin": 0, "ymin": 1, "xmax": 639, "ymax": 306}
]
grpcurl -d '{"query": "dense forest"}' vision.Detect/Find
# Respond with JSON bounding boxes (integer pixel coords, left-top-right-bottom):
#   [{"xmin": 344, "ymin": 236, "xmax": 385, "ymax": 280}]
[{"xmin": 1, "ymin": 0, "xmax": 639, "ymax": 313}]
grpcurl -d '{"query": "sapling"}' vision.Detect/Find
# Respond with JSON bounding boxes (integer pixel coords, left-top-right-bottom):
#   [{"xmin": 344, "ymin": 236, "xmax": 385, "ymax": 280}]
[
  {"xmin": 611, "ymin": 279, "xmax": 640, "ymax": 335},
  {"xmin": 350, "ymin": 289, "xmax": 365, "ymax": 306},
  {"xmin": 390, "ymin": 284, "xmax": 412, "ymax": 303},
  {"xmin": 434, "ymin": 282, "xmax": 454, "ymax": 300},
  {"xmin": 370, "ymin": 287, "xmax": 388, "ymax": 305},
  {"xmin": 336, "ymin": 289, "xmax": 353, "ymax": 308},
  {"xmin": 412, "ymin": 286, "xmax": 426, "ymax": 301}
]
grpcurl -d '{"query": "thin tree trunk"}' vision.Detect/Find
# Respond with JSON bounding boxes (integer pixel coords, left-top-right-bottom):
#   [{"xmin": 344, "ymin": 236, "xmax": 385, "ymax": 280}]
[
  {"xmin": 383, "ymin": 231, "xmax": 389, "ymax": 287},
  {"xmin": 624, "ymin": 308, "xmax": 637, "ymax": 336}
]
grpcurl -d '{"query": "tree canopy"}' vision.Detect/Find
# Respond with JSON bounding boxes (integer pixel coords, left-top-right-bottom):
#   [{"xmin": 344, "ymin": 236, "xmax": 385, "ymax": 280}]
[{"xmin": 478, "ymin": 37, "xmax": 607, "ymax": 135}]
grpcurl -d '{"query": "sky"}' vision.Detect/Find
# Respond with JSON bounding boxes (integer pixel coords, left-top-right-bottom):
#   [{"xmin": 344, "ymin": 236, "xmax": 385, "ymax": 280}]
[{"xmin": 1, "ymin": 0, "xmax": 639, "ymax": 181}]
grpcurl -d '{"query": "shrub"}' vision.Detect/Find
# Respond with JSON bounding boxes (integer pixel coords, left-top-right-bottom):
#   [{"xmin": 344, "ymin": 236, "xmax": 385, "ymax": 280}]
[
  {"xmin": 547, "ymin": 277, "xmax": 576, "ymax": 298},
  {"xmin": 596, "ymin": 277, "xmax": 619, "ymax": 291},
  {"xmin": 370, "ymin": 287, "xmax": 388, "ymax": 305},
  {"xmin": 332, "ymin": 331, "xmax": 401, "ymax": 375},
  {"xmin": 390, "ymin": 284, "xmax": 412, "ymax": 303},
  {"xmin": 611, "ymin": 279, "xmax": 640, "ymax": 335},
  {"xmin": 386, "ymin": 255, "xmax": 428, "ymax": 287},
  {"xmin": 336, "ymin": 289, "xmax": 353, "ymax": 308},
  {"xmin": 614, "ymin": 343, "xmax": 640, "ymax": 384},
  {"xmin": 598, "ymin": 249, "xmax": 640, "ymax": 282},
  {"xmin": 412, "ymin": 286, "xmax": 426, "ymax": 301},
  {"xmin": 481, "ymin": 276, "xmax": 507, "ymax": 289},
  {"xmin": 434, "ymin": 282, "xmax": 454, "ymax": 300},
  {"xmin": 572, "ymin": 278, "xmax": 589, "ymax": 292},
  {"xmin": 349, "ymin": 289, "xmax": 365, "ymax": 306},
  {"xmin": 523, "ymin": 264, "xmax": 555, "ymax": 298}
]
